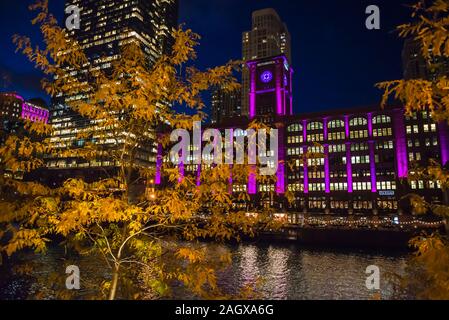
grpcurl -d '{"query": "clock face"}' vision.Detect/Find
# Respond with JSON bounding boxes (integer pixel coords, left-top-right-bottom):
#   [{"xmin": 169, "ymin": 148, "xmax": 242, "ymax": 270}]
[{"xmin": 260, "ymin": 71, "xmax": 273, "ymax": 83}]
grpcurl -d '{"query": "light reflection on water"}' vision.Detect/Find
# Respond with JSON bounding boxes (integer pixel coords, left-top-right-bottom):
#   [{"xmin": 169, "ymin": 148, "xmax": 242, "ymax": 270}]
[
  {"xmin": 0, "ymin": 243, "xmax": 409, "ymax": 300},
  {"xmin": 218, "ymin": 243, "xmax": 408, "ymax": 300}
]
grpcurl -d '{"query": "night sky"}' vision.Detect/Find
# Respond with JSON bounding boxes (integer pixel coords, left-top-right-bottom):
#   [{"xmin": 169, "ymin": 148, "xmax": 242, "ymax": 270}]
[{"xmin": 0, "ymin": 0, "xmax": 415, "ymax": 115}]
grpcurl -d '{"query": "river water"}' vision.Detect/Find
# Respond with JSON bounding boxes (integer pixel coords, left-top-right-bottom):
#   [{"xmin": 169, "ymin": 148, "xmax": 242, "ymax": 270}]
[{"xmin": 0, "ymin": 242, "xmax": 409, "ymax": 300}]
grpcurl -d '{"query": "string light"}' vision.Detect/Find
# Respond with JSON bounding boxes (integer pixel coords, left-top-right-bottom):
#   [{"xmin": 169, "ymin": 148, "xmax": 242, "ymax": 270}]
[{"xmin": 295, "ymin": 217, "xmax": 444, "ymax": 228}]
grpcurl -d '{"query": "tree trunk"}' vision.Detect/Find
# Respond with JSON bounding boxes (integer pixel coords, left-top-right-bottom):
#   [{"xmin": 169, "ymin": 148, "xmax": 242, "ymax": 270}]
[{"xmin": 109, "ymin": 264, "xmax": 120, "ymax": 300}]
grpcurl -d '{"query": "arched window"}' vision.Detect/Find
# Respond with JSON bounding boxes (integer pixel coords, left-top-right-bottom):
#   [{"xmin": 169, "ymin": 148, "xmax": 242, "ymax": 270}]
[
  {"xmin": 287, "ymin": 123, "xmax": 303, "ymax": 132},
  {"xmin": 328, "ymin": 120, "xmax": 345, "ymax": 129},
  {"xmin": 307, "ymin": 121, "xmax": 324, "ymax": 131},
  {"xmin": 373, "ymin": 115, "xmax": 392, "ymax": 125},
  {"xmin": 350, "ymin": 117, "xmax": 368, "ymax": 127}
]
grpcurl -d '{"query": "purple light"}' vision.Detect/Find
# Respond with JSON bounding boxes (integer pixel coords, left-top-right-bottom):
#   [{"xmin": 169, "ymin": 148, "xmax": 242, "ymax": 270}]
[
  {"xmin": 275, "ymin": 65, "xmax": 284, "ymax": 116},
  {"xmin": 196, "ymin": 165, "xmax": 201, "ymax": 187},
  {"xmin": 228, "ymin": 129, "xmax": 234, "ymax": 193},
  {"xmin": 289, "ymin": 70, "xmax": 293, "ymax": 115},
  {"xmin": 276, "ymin": 124, "xmax": 285, "ymax": 194},
  {"xmin": 438, "ymin": 121, "xmax": 449, "ymax": 166},
  {"xmin": 249, "ymin": 65, "xmax": 256, "ymax": 119},
  {"xmin": 276, "ymin": 163, "xmax": 285, "ymax": 194},
  {"xmin": 229, "ymin": 165, "xmax": 233, "ymax": 194},
  {"xmin": 367, "ymin": 113, "xmax": 373, "ymax": 137},
  {"xmin": 20, "ymin": 102, "xmax": 49, "ymax": 124},
  {"xmin": 289, "ymin": 94, "xmax": 293, "ymax": 116},
  {"xmin": 323, "ymin": 118, "xmax": 329, "ymax": 141},
  {"xmin": 178, "ymin": 162, "xmax": 185, "ymax": 184},
  {"xmin": 324, "ymin": 145, "xmax": 330, "ymax": 194},
  {"xmin": 346, "ymin": 143, "xmax": 353, "ymax": 193},
  {"xmin": 261, "ymin": 71, "xmax": 273, "ymax": 83},
  {"xmin": 303, "ymin": 120, "xmax": 307, "ymax": 143},
  {"xmin": 155, "ymin": 143, "xmax": 163, "ymax": 185},
  {"xmin": 303, "ymin": 146, "xmax": 309, "ymax": 194},
  {"xmin": 344, "ymin": 116, "xmax": 350, "ymax": 139},
  {"xmin": 393, "ymin": 109, "xmax": 409, "ymax": 178},
  {"xmin": 248, "ymin": 166, "xmax": 257, "ymax": 195},
  {"xmin": 369, "ymin": 141, "xmax": 377, "ymax": 193},
  {"xmin": 254, "ymin": 88, "xmax": 276, "ymax": 94}
]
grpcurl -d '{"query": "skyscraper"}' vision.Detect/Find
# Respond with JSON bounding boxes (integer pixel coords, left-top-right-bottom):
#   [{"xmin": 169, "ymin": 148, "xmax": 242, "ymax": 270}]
[
  {"xmin": 47, "ymin": 0, "xmax": 178, "ymax": 179},
  {"xmin": 211, "ymin": 86, "xmax": 242, "ymax": 124},
  {"xmin": 241, "ymin": 8, "xmax": 291, "ymax": 117},
  {"xmin": 402, "ymin": 38, "xmax": 449, "ymax": 80}
]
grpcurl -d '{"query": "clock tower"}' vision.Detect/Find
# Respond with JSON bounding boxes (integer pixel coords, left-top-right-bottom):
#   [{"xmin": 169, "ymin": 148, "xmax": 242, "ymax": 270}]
[
  {"xmin": 247, "ymin": 55, "xmax": 293, "ymax": 119},
  {"xmin": 246, "ymin": 55, "xmax": 293, "ymax": 196}
]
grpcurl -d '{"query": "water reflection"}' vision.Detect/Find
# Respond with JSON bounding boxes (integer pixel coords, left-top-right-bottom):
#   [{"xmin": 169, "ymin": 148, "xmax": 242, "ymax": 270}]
[
  {"xmin": 221, "ymin": 243, "xmax": 408, "ymax": 300},
  {"xmin": 0, "ymin": 243, "xmax": 409, "ymax": 300}
]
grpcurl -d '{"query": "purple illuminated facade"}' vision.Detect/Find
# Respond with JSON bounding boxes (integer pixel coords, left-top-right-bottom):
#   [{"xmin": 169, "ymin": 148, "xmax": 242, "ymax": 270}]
[
  {"xmin": 0, "ymin": 93, "xmax": 49, "ymax": 124},
  {"xmin": 393, "ymin": 109, "xmax": 409, "ymax": 178},
  {"xmin": 162, "ymin": 55, "xmax": 447, "ymax": 216},
  {"xmin": 438, "ymin": 121, "xmax": 449, "ymax": 166},
  {"xmin": 155, "ymin": 142, "xmax": 163, "ymax": 185}
]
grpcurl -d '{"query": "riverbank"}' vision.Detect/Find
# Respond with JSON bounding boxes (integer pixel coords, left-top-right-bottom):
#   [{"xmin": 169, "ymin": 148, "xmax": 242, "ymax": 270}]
[{"xmin": 256, "ymin": 226, "xmax": 439, "ymax": 249}]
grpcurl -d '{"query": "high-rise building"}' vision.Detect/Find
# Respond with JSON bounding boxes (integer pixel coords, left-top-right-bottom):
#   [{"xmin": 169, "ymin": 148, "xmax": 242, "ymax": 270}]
[
  {"xmin": 211, "ymin": 86, "xmax": 242, "ymax": 124},
  {"xmin": 241, "ymin": 8, "xmax": 291, "ymax": 117},
  {"xmin": 0, "ymin": 92, "xmax": 49, "ymax": 179},
  {"xmin": 402, "ymin": 38, "xmax": 449, "ymax": 80},
  {"xmin": 47, "ymin": 0, "xmax": 179, "ymax": 181}
]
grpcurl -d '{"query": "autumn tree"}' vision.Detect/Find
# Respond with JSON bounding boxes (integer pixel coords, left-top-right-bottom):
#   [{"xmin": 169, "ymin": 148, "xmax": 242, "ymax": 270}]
[
  {"xmin": 377, "ymin": 0, "xmax": 449, "ymax": 299},
  {"xmin": 0, "ymin": 0, "xmax": 280, "ymax": 300}
]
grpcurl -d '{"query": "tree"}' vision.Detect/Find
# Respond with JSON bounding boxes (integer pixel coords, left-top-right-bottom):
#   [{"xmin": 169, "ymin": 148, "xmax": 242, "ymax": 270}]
[
  {"xmin": 0, "ymin": 0, "xmax": 280, "ymax": 300},
  {"xmin": 377, "ymin": 0, "xmax": 449, "ymax": 299}
]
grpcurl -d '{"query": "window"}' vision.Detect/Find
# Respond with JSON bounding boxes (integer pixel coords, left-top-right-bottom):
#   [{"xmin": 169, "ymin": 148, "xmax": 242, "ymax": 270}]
[
  {"xmin": 413, "ymin": 125, "xmax": 419, "ymax": 134},
  {"xmin": 351, "ymin": 143, "xmax": 369, "ymax": 152},
  {"xmin": 328, "ymin": 120, "xmax": 345, "ymax": 129},
  {"xmin": 309, "ymin": 171, "xmax": 325, "ymax": 179},
  {"xmin": 409, "ymin": 152, "xmax": 422, "ymax": 161},
  {"xmin": 376, "ymin": 181, "xmax": 397, "ymax": 190},
  {"xmin": 308, "ymin": 158, "xmax": 325, "ymax": 166},
  {"xmin": 350, "ymin": 117, "xmax": 368, "ymax": 127},
  {"xmin": 328, "ymin": 132, "xmax": 345, "ymax": 141},
  {"xmin": 287, "ymin": 148, "xmax": 303, "ymax": 156},
  {"xmin": 309, "ymin": 183, "xmax": 326, "ymax": 192},
  {"xmin": 373, "ymin": 115, "xmax": 391, "ymax": 125},
  {"xmin": 287, "ymin": 135, "xmax": 303, "ymax": 144},
  {"xmin": 330, "ymin": 183, "xmax": 348, "ymax": 191},
  {"xmin": 307, "ymin": 133, "xmax": 324, "ymax": 142},
  {"xmin": 431, "ymin": 124, "xmax": 437, "ymax": 132},
  {"xmin": 353, "ymin": 182, "xmax": 372, "ymax": 191},
  {"xmin": 287, "ymin": 123, "xmax": 303, "ymax": 132},
  {"xmin": 350, "ymin": 130, "xmax": 369, "ymax": 139},
  {"xmin": 307, "ymin": 122, "xmax": 324, "ymax": 131},
  {"xmin": 329, "ymin": 144, "xmax": 346, "ymax": 153},
  {"xmin": 288, "ymin": 184, "xmax": 304, "ymax": 192},
  {"xmin": 259, "ymin": 185, "xmax": 275, "ymax": 192},
  {"xmin": 373, "ymin": 128, "xmax": 393, "ymax": 137},
  {"xmin": 376, "ymin": 141, "xmax": 394, "ymax": 150},
  {"xmin": 351, "ymin": 155, "xmax": 370, "ymax": 164}
]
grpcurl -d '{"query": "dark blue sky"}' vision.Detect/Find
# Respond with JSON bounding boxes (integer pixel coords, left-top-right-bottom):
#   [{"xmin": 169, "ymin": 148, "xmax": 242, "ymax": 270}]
[{"xmin": 0, "ymin": 0, "xmax": 414, "ymax": 114}]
